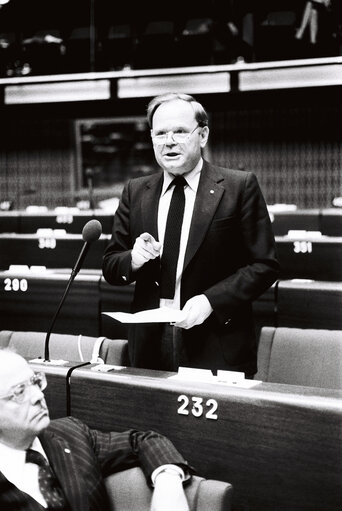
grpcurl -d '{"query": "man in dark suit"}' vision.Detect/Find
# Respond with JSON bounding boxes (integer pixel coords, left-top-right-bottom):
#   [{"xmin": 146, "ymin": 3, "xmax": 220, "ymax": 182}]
[
  {"xmin": 103, "ymin": 92, "xmax": 279, "ymax": 376},
  {"xmin": 0, "ymin": 350, "xmax": 192, "ymax": 510}
]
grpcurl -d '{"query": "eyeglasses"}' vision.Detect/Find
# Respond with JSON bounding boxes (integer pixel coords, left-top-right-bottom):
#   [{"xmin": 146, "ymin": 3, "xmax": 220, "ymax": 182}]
[
  {"xmin": 0, "ymin": 372, "xmax": 47, "ymax": 404},
  {"xmin": 151, "ymin": 124, "xmax": 200, "ymax": 146}
]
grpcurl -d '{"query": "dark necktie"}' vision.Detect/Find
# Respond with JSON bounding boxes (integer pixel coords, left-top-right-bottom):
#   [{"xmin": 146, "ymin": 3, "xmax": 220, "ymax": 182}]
[
  {"xmin": 25, "ymin": 449, "xmax": 67, "ymax": 510},
  {"xmin": 160, "ymin": 175, "xmax": 187, "ymax": 299}
]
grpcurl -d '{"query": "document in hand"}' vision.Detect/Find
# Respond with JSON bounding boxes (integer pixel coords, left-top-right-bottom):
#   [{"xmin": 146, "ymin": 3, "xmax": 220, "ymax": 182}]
[{"xmin": 102, "ymin": 307, "xmax": 186, "ymax": 323}]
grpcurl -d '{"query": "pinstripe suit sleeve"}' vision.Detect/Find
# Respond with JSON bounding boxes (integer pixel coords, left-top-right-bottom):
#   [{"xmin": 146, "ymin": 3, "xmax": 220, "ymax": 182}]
[{"xmin": 68, "ymin": 417, "xmax": 193, "ymax": 482}]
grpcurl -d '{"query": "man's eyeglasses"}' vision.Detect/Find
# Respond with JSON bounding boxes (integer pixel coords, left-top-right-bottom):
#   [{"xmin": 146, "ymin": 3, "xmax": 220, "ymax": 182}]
[
  {"xmin": 151, "ymin": 124, "xmax": 200, "ymax": 146},
  {"xmin": 0, "ymin": 372, "xmax": 47, "ymax": 404}
]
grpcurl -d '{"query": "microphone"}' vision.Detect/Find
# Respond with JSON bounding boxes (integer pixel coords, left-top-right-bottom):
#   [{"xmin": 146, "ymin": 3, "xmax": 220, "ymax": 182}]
[{"xmin": 38, "ymin": 219, "xmax": 102, "ymax": 363}]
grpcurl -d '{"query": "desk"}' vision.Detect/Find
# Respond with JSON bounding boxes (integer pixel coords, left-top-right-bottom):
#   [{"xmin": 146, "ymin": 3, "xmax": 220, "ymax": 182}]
[
  {"xmin": 275, "ymin": 235, "xmax": 342, "ymax": 281},
  {"xmin": 0, "ymin": 211, "xmax": 20, "ymax": 233},
  {"xmin": 320, "ymin": 208, "xmax": 342, "ymax": 236},
  {"xmin": 277, "ymin": 280, "xmax": 342, "ymax": 329},
  {"xmin": 0, "ymin": 269, "xmax": 101, "ymax": 335},
  {"xmin": 68, "ymin": 366, "xmax": 342, "ymax": 511},
  {"xmin": 0, "ymin": 210, "xmax": 114, "ymax": 234},
  {"xmin": 18, "ymin": 210, "xmax": 114, "ymax": 234},
  {"xmin": 0, "ymin": 233, "xmax": 110, "ymax": 270},
  {"xmin": 271, "ymin": 209, "xmax": 320, "ymax": 236}
]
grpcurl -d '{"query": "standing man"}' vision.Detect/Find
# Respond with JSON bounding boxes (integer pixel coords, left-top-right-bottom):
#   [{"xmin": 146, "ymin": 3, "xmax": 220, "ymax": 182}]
[
  {"xmin": 103, "ymin": 92, "xmax": 279, "ymax": 376},
  {"xmin": 0, "ymin": 349, "xmax": 192, "ymax": 510}
]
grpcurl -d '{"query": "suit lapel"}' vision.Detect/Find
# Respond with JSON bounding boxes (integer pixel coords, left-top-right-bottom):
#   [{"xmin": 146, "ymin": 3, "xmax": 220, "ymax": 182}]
[
  {"xmin": 40, "ymin": 430, "xmax": 89, "ymax": 511},
  {"xmin": 141, "ymin": 172, "xmax": 163, "ymax": 240},
  {"xmin": 184, "ymin": 162, "xmax": 225, "ymax": 270}
]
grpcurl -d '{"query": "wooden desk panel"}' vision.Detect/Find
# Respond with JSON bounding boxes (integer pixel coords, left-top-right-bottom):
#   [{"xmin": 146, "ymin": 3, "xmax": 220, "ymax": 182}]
[
  {"xmin": 278, "ymin": 280, "xmax": 342, "ymax": 329},
  {"xmin": 0, "ymin": 270, "xmax": 101, "ymax": 335},
  {"xmin": 271, "ymin": 209, "xmax": 320, "ymax": 236},
  {"xmin": 69, "ymin": 367, "xmax": 342, "ymax": 511},
  {"xmin": 276, "ymin": 236, "xmax": 342, "ymax": 281},
  {"xmin": 0, "ymin": 233, "xmax": 109, "ymax": 270},
  {"xmin": 320, "ymin": 209, "xmax": 342, "ymax": 237},
  {"xmin": 0, "ymin": 211, "xmax": 20, "ymax": 233},
  {"xmin": 18, "ymin": 211, "xmax": 114, "ymax": 234}
]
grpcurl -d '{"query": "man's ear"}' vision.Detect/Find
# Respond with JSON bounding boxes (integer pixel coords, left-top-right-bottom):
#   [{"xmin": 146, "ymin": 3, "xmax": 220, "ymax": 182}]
[{"xmin": 200, "ymin": 126, "xmax": 209, "ymax": 148}]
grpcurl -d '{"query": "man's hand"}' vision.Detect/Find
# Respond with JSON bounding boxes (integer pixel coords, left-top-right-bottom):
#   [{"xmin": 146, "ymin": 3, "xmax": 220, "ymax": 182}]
[
  {"xmin": 151, "ymin": 472, "xmax": 189, "ymax": 511},
  {"xmin": 131, "ymin": 232, "xmax": 161, "ymax": 271},
  {"xmin": 174, "ymin": 294, "xmax": 213, "ymax": 329}
]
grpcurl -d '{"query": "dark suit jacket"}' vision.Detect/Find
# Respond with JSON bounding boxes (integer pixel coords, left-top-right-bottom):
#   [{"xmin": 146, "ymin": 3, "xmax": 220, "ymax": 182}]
[
  {"xmin": 0, "ymin": 416, "xmax": 190, "ymax": 511},
  {"xmin": 103, "ymin": 160, "xmax": 279, "ymax": 374}
]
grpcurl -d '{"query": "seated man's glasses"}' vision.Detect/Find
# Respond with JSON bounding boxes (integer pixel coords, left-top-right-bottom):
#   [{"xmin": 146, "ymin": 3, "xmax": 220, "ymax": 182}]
[
  {"xmin": 151, "ymin": 124, "xmax": 200, "ymax": 146},
  {"xmin": 0, "ymin": 372, "xmax": 47, "ymax": 404}
]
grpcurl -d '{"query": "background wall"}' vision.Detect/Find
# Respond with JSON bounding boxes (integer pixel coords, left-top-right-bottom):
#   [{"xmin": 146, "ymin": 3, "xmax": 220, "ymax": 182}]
[{"xmin": 1, "ymin": 87, "xmax": 341, "ymax": 210}]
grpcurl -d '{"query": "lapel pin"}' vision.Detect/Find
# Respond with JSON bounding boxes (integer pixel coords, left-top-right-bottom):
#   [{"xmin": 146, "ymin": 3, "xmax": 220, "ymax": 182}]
[
  {"xmin": 210, "ymin": 189, "xmax": 214, "ymax": 194},
  {"xmin": 64, "ymin": 448, "xmax": 71, "ymax": 454}
]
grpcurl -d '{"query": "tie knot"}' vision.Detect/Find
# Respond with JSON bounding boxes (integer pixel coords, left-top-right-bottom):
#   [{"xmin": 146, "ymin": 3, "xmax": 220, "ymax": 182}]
[
  {"xmin": 26, "ymin": 448, "xmax": 48, "ymax": 467},
  {"xmin": 171, "ymin": 175, "xmax": 187, "ymax": 189}
]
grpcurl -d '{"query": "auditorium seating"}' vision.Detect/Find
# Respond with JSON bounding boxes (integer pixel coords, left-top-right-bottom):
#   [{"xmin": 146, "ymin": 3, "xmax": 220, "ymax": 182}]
[
  {"xmin": 104, "ymin": 466, "xmax": 233, "ymax": 511},
  {"xmin": 277, "ymin": 279, "xmax": 342, "ymax": 329},
  {"xmin": 271, "ymin": 208, "xmax": 320, "ymax": 235},
  {"xmin": 275, "ymin": 234, "xmax": 342, "ymax": 281},
  {"xmin": 0, "ymin": 232, "xmax": 109, "ymax": 270},
  {"xmin": 0, "ymin": 268, "xmax": 133, "ymax": 338},
  {"xmin": 255, "ymin": 326, "xmax": 342, "ymax": 389},
  {"xmin": 0, "ymin": 210, "xmax": 114, "ymax": 234},
  {"xmin": 271, "ymin": 207, "xmax": 342, "ymax": 236},
  {"xmin": 0, "ymin": 269, "xmax": 102, "ymax": 336},
  {"xmin": 0, "ymin": 330, "xmax": 129, "ymax": 366},
  {"xmin": 48, "ymin": 363, "xmax": 341, "ymax": 510}
]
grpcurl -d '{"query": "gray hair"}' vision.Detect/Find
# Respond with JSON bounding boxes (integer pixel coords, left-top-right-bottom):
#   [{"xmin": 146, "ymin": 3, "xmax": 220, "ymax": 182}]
[{"xmin": 146, "ymin": 92, "xmax": 209, "ymax": 128}]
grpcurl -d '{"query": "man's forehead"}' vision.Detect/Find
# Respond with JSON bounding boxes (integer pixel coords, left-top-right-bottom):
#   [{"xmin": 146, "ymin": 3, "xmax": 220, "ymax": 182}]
[
  {"xmin": 0, "ymin": 352, "xmax": 32, "ymax": 389},
  {"xmin": 153, "ymin": 100, "xmax": 195, "ymax": 126}
]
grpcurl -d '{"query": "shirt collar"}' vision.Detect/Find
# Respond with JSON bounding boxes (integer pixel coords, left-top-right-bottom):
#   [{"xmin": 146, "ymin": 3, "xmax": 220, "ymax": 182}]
[
  {"xmin": 161, "ymin": 158, "xmax": 203, "ymax": 196},
  {"xmin": 0, "ymin": 437, "xmax": 46, "ymax": 478}
]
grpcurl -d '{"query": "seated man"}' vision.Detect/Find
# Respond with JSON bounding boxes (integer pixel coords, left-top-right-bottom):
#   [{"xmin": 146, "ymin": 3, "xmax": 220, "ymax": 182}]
[{"xmin": 0, "ymin": 349, "xmax": 192, "ymax": 511}]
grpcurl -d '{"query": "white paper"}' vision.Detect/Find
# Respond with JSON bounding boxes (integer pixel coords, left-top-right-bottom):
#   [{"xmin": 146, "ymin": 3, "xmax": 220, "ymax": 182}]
[{"xmin": 102, "ymin": 307, "xmax": 186, "ymax": 324}]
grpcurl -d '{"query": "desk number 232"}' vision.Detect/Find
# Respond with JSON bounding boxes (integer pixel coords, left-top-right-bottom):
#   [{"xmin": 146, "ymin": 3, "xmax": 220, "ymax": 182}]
[{"xmin": 177, "ymin": 395, "xmax": 218, "ymax": 420}]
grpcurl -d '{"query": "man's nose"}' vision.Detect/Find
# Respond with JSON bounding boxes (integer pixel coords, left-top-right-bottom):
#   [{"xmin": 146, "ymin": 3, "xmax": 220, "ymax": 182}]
[
  {"xmin": 165, "ymin": 131, "xmax": 176, "ymax": 145},
  {"xmin": 30, "ymin": 384, "xmax": 45, "ymax": 403}
]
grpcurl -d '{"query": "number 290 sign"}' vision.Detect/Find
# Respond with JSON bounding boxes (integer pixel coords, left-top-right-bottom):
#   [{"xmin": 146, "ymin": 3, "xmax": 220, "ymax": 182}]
[{"xmin": 177, "ymin": 394, "xmax": 218, "ymax": 420}]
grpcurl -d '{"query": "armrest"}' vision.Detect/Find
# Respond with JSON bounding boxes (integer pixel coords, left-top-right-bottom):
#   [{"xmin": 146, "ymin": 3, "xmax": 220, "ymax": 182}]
[{"xmin": 104, "ymin": 466, "xmax": 233, "ymax": 511}]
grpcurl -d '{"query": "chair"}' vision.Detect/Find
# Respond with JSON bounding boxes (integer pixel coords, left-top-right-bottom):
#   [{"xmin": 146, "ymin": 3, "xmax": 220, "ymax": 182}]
[
  {"xmin": 104, "ymin": 466, "xmax": 233, "ymax": 511},
  {"xmin": 0, "ymin": 330, "xmax": 129, "ymax": 365},
  {"xmin": 133, "ymin": 20, "xmax": 177, "ymax": 69},
  {"xmin": 176, "ymin": 18, "xmax": 213, "ymax": 67},
  {"xmin": 255, "ymin": 326, "xmax": 342, "ymax": 389}
]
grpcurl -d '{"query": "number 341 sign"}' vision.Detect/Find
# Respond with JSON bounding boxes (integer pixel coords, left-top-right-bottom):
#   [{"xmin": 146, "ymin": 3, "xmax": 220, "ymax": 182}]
[{"xmin": 177, "ymin": 394, "xmax": 218, "ymax": 420}]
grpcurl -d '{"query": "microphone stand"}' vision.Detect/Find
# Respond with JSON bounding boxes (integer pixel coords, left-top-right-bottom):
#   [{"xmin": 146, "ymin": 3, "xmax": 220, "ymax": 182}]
[{"xmin": 44, "ymin": 242, "xmax": 90, "ymax": 362}]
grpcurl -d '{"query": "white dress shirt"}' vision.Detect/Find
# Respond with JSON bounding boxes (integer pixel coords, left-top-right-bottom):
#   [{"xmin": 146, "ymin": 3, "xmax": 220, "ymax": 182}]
[
  {"xmin": 158, "ymin": 158, "xmax": 203, "ymax": 310},
  {"xmin": 0, "ymin": 437, "xmax": 48, "ymax": 507}
]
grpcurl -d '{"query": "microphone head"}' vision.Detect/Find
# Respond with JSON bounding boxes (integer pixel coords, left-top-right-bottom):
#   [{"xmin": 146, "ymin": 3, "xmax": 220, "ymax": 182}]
[{"xmin": 82, "ymin": 219, "xmax": 102, "ymax": 242}]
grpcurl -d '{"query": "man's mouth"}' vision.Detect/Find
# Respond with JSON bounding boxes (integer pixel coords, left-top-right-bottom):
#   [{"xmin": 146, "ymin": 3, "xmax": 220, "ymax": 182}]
[{"xmin": 164, "ymin": 152, "xmax": 181, "ymax": 158}]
